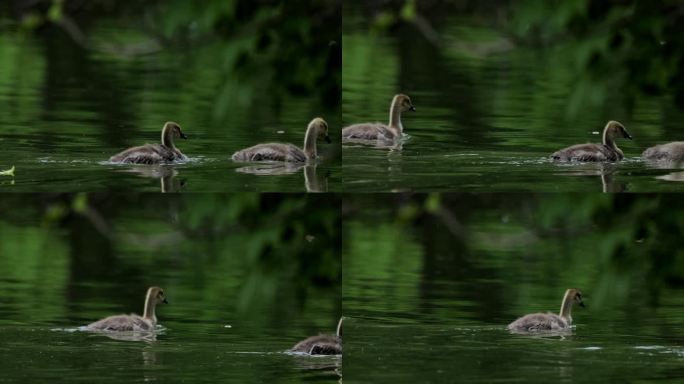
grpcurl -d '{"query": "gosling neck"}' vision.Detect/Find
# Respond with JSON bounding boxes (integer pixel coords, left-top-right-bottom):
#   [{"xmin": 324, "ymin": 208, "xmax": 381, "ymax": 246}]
[
  {"xmin": 142, "ymin": 290, "xmax": 157, "ymax": 323},
  {"xmin": 161, "ymin": 125, "xmax": 176, "ymax": 149},
  {"xmin": 602, "ymin": 127, "xmax": 619, "ymax": 152},
  {"xmin": 388, "ymin": 100, "xmax": 403, "ymax": 133},
  {"xmin": 336, "ymin": 317, "xmax": 344, "ymax": 338},
  {"xmin": 303, "ymin": 122, "xmax": 318, "ymax": 160},
  {"xmin": 558, "ymin": 290, "xmax": 574, "ymax": 324}
]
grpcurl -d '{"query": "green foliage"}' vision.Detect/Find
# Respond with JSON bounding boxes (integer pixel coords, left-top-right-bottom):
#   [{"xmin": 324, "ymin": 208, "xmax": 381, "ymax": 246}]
[
  {"xmin": 345, "ymin": 194, "xmax": 684, "ymax": 309},
  {"xmin": 511, "ymin": 0, "xmax": 684, "ymax": 114},
  {"xmin": 0, "ymin": 193, "xmax": 340, "ymax": 319},
  {"xmin": 6, "ymin": 0, "xmax": 340, "ymax": 120},
  {"xmin": 347, "ymin": 0, "xmax": 684, "ymax": 119}
]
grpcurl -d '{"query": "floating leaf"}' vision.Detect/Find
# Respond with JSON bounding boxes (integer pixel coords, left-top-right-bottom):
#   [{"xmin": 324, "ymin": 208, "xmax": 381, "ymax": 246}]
[{"xmin": 0, "ymin": 166, "xmax": 15, "ymax": 177}]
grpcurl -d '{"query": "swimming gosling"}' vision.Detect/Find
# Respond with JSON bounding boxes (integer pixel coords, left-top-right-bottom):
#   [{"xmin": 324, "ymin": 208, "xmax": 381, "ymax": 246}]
[
  {"xmin": 110, "ymin": 122, "xmax": 188, "ymax": 164},
  {"xmin": 507, "ymin": 288, "xmax": 585, "ymax": 333},
  {"xmin": 642, "ymin": 142, "xmax": 684, "ymax": 163},
  {"xmin": 291, "ymin": 317, "xmax": 343, "ymax": 355},
  {"xmin": 232, "ymin": 117, "xmax": 331, "ymax": 163},
  {"xmin": 551, "ymin": 121, "xmax": 632, "ymax": 162},
  {"xmin": 342, "ymin": 94, "xmax": 415, "ymax": 141},
  {"xmin": 87, "ymin": 286, "xmax": 168, "ymax": 332}
]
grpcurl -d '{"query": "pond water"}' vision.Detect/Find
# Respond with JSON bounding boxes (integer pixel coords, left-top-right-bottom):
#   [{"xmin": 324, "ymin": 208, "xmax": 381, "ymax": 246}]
[
  {"xmin": 0, "ymin": 23, "xmax": 341, "ymax": 192},
  {"xmin": 342, "ymin": 9, "xmax": 684, "ymax": 192},
  {"xmin": 342, "ymin": 197, "xmax": 684, "ymax": 383},
  {"xmin": 0, "ymin": 195, "xmax": 341, "ymax": 383}
]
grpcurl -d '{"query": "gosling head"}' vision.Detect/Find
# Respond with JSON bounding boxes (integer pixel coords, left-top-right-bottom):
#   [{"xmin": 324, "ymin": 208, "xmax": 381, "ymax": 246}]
[
  {"xmin": 311, "ymin": 117, "xmax": 331, "ymax": 144},
  {"xmin": 393, "ymin": 94, "xmax": 416, "ymax": 113},
  {"xmin": 566, "ymin": 288, "xmax": 585, "ymax": 308},
  {"xmin": 147, "ymin": 286, "xmax": 169, "ymax": 305},
  {"xmin": 164, "ymin": 121, "xmax": 188, "ymax": 140},
  {"xmin": 604, "ymin": 121, "xmax": 631, "ymax": 140}
]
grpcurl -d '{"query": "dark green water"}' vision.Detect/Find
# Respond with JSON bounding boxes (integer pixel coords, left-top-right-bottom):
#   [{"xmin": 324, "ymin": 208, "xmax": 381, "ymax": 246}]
[
  {"xmin": 342, "ymin": 10, "xmax": 684, "ymax": 192},
  {"xmin": 343, "ymin": 195, "xmax": 684, "ymax": 383},
  {"xmin": 0, "ymin": 25, "xmax": 340, "ymax": 192},
  {"xmin": 0, "ymin": 195, "xmax": 341, "ymax": 383}
]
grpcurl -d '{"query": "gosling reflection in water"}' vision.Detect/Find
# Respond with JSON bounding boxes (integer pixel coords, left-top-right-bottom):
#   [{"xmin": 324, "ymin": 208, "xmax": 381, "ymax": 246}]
[
  {"xmin": 556, "ymin": 163, "xmax": 627, "ymax": 192},
  {"xmin": 93, "ymin": 330, "xmax": 159, "ymax": 342},
  {"xmin": 289, "ymin": 354, "xmax": 342, "ymax": 377},
  {"xmin": 122, "ymin": 165, "xmax": 185, "ymax": 192},
  {"xmin": 235, "ymin": 164, "xmax": 328, "ymax": 192},
  {"xmin": 343, "ymin": 139, "xmax": 404, "ymax": 151},
  {"xmin": 643, "ymin": 156, "xmax": 684, "ymax": 182}
]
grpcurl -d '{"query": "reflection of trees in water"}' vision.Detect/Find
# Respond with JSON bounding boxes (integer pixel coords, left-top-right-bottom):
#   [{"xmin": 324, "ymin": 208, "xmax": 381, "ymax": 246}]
[
  {"xmin": 0, "ymin": 193, "xmax": 340, "ymax": 320},
  {"xmin": 356, "ymin": 0, "xmax": 684, "ymax": 121},
  {"xmin": 346, "ymin": 193, "xmax": 684, "ymax": 308},
  {"xmin": 26, "ymin": 1, "xmax": 340, "ymax": 105}
]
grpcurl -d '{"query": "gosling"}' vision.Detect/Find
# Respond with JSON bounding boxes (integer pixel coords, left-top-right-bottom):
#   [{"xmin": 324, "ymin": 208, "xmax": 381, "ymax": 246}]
[
  {"xmin": 342, "ymin": 94, "xmax": 415, "ymax": 141},
  {"xmin": 86, "ymin": 286, "xmax": 168, "ymax": 332},
  {"xmin": 232, "ymin": 117, "xmax": 331, "ymax": 163},
  {"xmin": 551, "ymin": 121, "xmax": 632, "ymax": 162},
  {"xmin": 110, "ymin": 122, "xmax": 188, "ymax": 164},
  {"xmin": 291, "ymin": 317, "xmax": 343, "ymax": 355},
  {"xmin": 507, "ymin": 288, "xmax": 585, "ymax": 333},
  {"xmin": 642, "ymin": 142, "xmax": 684, "ymax": 163}
]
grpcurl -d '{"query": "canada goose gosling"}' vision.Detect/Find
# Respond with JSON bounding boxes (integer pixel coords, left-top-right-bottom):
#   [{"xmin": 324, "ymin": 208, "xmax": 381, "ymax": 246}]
[
  {"xmin": 231, "ymin": 117, "xmax": 330, "ymax": 163},
  {"xmin": 551, "ymin": 121, "xmax": 632, "ymax": 162},
  {"xmin": 342, "ymin": 94, "xmax": 415, "ymax": 141},
  {"xmin": 109, "ymin": 122, "xmax": 188, "ymax": 164},
  {"xmin": 507, "ymin": 288, "xmax": 585, "ymax": 332},
  {"xmin": 86, "ymin": 286, "xmax": 168, "ymax": 331},
  {"xmin": 642, "ymin": 141, "xmax": 684, "ymax": 162},
  {"xmin": 290, "ymin": 316, "xmax": 344, "ymax": 355}
]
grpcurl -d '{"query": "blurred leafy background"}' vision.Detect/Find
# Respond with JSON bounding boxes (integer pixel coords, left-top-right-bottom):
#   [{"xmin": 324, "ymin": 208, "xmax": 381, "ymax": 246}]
[
  {"xmin": 0, "ymin": 0, "xmax": 341, "ymax": 192},
  {"xmin": 4, "ymin": 0, "xmax": 341, "ymax": 114},
  {"xmin": 342, "ymin": 193, "xmax": 684, "ymax": 384},
  {"xmin": 0, "ymin": 193, "xmax": 341, "ymax": 325},
  {"xmin": 344, "ymin": 193, "xmax": 684, "ymax": 310},
  {"xmin": 345, "ymin": 0, "xmax": 684, "ymax": 116}
]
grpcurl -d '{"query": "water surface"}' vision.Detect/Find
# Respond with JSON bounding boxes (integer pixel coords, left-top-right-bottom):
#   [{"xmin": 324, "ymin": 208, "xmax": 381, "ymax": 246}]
[
  {"xmin": 343, "ymin": 196, "xmax": 684, "ymax": 382},
  {"xmin": 0, "ymin": 195, "xmax": 341, "ymax": 383},
  {"xmin": 342, "ymin": 9, "xmax": 684, "ymax": 192},
  {"xmin": 0, "ymin": 21, "xmax": 340, "ymax": 192}
]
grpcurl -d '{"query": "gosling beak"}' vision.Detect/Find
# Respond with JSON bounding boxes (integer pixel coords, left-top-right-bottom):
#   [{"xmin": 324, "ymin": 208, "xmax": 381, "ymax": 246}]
[
  {"xmin": 163, "ymin": 298, "xmax": 169, "ymax": 304},
  {"xmin": 579, "ymin": 301, "xmax": 585, "ymax": 308},
  {"xmin": 325, "ymin": 135, "xmax": 332, "ymax": 144},
  {"xmin": 180, "ymin": 132, "xmax": 188, "ymax": 140},
  {"xmin": 624, "ymin": 132, "xmax": 632, "ymax": 140},
  {"xmin": 409, "ymin": 105, "xmax": 416, "ymax": 112}
]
